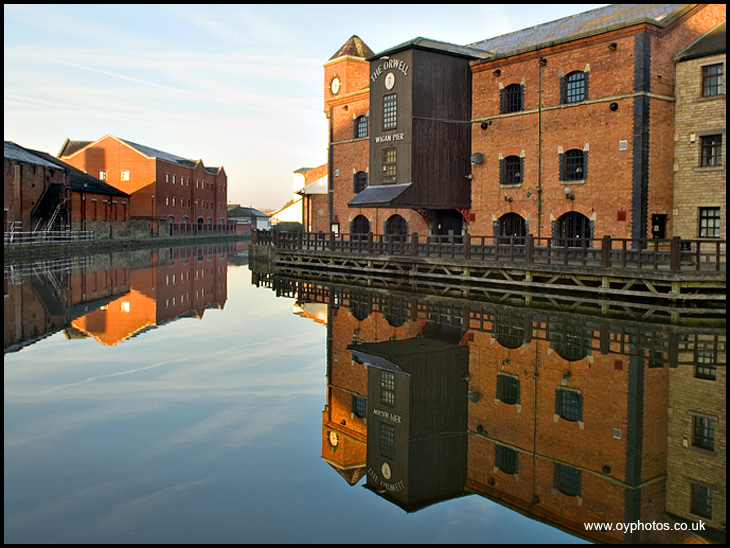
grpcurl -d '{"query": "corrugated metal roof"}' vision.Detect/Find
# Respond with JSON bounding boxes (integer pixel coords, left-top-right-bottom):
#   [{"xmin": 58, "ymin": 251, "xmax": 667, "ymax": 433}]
[{"xmin": 469, "ymin": 4, "xmax": 689, "ymax": 57}]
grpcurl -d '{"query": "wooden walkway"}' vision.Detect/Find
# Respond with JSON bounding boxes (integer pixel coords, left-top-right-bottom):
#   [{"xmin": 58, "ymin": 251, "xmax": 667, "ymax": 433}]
[{"xmin": 251, "ymin": 231, "xmax": 726, "ymax": 326}]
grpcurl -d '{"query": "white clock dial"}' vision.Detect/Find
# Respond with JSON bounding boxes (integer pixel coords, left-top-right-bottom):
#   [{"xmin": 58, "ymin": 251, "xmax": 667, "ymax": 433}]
[
  {"xmin": 384, "ymin": 72, "xmax": 395, "ymax": 90},
  {"xmin": 330, "ymin": 77, "xmax": 341, "ymax": 95}
]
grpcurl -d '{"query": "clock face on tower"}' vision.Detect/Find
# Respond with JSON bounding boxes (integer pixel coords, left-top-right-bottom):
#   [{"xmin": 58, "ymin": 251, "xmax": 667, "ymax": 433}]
[{"xmin": 330, "ymin": 76, "xmax": 341, "ymax": 95}]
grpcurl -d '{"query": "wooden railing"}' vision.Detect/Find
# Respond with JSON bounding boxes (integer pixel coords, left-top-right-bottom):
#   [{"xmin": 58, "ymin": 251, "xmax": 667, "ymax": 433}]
[{"xmin": 253, "ymin": 231, "xmax": 726, "ymax": 273}]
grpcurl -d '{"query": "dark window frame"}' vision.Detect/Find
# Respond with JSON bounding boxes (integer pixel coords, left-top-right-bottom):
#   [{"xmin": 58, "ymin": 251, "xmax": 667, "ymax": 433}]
[
  {"xmin": 699, "ymin": 207, "xmax": 721, "ymax": 238},
  {"xmin": 564, "ymin": 71, "xmax": 587, "ymax": 103},
  {"xmin": 383, "ymin": 148, "xmax": 397, "ymax": 183},
  {"xmin": 693, "ymin": 415, "xmax": 715, "ymax": 451},
  {"xmin": 562, "ymin": 149, "xmax": 587, "ymax": 181},
  {"xmin": 501, "ymin": 83, "xmax": 523, "ymax": 114},
  {"xmin": 700, "ymin": 134, "xmax": 722, "ymax": 166},
  {"xmin": 500, "ymin": 155, "xmax": 523, "ymax": 185},
  {"xmin": 383, "ymin": 93, "xmax": 397, "ymax": 130},
  {"xmin": 354, "ymin": 115, "xmax": 368, "ymax": 139},
  {"xmin": 353, "ymin": 171, "xmax": 368, "ymax": 194},
  {"xmin": 555, "ymin": 387, "xmax": 583, "ymax": 422},
  {"xmin": 702, "ymin": 63, "xmax": 723, "ymax": 97}
]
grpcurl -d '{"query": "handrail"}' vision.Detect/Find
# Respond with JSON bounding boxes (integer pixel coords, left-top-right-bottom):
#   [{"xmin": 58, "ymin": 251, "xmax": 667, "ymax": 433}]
[
  {"xmin": 253, "ymin": 230, "xmax": 726, "ymax": 273},
  {"xmin": 4, "ymin": 230, "xmax": 94, "ymax": 246}
]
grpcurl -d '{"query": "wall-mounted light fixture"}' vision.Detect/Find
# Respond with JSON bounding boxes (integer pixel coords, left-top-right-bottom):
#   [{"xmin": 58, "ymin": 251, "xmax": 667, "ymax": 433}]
[
  {"xmin": 564, "ymin": 187, "xmax": 575, "ymax": 200},
  {"xmin": 609, "ymin": 102, "xmax": 618, "ymax": 111},
  {"xmin": 504, "ymin": 196, "xmax": 513, "ymax": 203},
  {"xmin": 493, "ymin": 69, "xmax": 501, "ymax": 76},
  {"xmin": 561, "ymin": 371, "xmax": 573, "ymax": 385},
  {"xmin": 539, "ymin": 57, "xmax": 548, "ymax": 66},
  {"xmin": 480, "ymin": 120, "xmax": 492, "ymax": 130},
  {"xmin": 608, "ymin": 42, "xmax": 617, "ymax": 51},
  {"xmin": 470, "ymin": 152, "xmax": 484, "ymax": 165}
]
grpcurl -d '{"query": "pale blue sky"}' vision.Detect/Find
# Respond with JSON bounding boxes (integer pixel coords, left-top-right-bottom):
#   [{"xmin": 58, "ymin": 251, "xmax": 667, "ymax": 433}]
[{"xmin": 4, "ymin": 4, "xmax": 606, "ymax": 210}]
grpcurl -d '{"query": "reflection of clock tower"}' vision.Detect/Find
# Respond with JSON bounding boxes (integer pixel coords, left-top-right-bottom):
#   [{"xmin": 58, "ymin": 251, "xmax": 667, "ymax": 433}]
[{"xmin": 323, "ymin": 36, "xmax": 373, "ymax": 232}]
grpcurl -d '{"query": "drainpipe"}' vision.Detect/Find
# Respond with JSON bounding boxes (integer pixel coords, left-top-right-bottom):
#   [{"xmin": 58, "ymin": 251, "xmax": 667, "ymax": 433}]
[
  {"xmin": 537, "ymin": 57, "xmax": 547, "ymax": 240},
  {"xmin": 328, "ymin": 106, "xmax": 334, "ymax": 232}
]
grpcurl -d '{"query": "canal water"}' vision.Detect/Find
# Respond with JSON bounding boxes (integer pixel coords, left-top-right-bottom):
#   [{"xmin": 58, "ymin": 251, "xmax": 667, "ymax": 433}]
[{"xmin": 4, "ymin": 242, "xmax": 725, "ymax": 544}]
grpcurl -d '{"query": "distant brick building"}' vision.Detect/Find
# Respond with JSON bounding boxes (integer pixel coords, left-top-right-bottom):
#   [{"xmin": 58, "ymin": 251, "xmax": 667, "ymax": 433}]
[
  {"xmin": 672, "ymin": 22, "xmax": 726, "ymax": 240},
  {"xmin": 4, "ymin": 141, "xmax": 130, "ymax": 236},
  {"xmin": 58, "ymin": 135, "xmax": 229, "ymax": 234},
  {"xmin": 325, "ymin": 4, "xmax": 726, "ymax": 242}
]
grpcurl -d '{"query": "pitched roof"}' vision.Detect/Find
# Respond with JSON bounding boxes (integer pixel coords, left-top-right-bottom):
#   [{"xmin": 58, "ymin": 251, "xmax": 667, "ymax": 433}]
[
  {"xmin": 5, "ymin": 141, "xmax": 62, "ymax": 170},
  {"xmin": 227, "ymin": 206, "xmax": 269, "ymax": 219},
  {"xmin": 676, "ymin": 21, "xmax": 726, "ymax": 61},
  {"xmin": 5, "ymin": 141, "xmax": 129, "ymax": 197},
  {"xmin": 330, "ymin": 35, "xmax": 374, "ymax": 60},
  {"xmin": 468, "ymin": 4, "xmax": 689, "ymax": 58}
]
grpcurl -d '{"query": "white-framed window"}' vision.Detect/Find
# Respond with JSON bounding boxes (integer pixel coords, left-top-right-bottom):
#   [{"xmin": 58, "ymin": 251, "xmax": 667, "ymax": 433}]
[{"xmin": 121, "ymin": 170, "xmax": 130, "ymax": 181}]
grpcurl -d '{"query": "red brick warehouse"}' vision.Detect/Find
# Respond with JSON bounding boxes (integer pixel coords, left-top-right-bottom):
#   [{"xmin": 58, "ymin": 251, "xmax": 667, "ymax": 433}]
[{"xmin": 324, "ymin": 4, "xmax": 726, "ymax": 242}]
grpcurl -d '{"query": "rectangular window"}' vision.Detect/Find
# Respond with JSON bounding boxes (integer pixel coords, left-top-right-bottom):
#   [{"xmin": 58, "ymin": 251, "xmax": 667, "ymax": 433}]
[
  {"xmin": 383, "ymin": 148, "xmax": 397, "ymax": 184},
  {"xmin": 702, "ymin": 63, "xmax": 723, "ymax": 97},
  {"xmin": 695, "ymin": 349, "xmax": 716, "ymax": 380},
  {"xmin": 495, "ymin": 445, "xmax": 519, "ymax": 475},
  {"xmin": 554, "ymin": 463, "xmax": 581, "ymax": 497},
  {"xmin": 380, "ymin": 370, "xmax": 395, "ymax": 407},
  {"xmin": 99, "ymin": 171, "xmax": 107, "ymax": 181},
  {"xmin": 555, "ymin": 388, "xmax": 582, "ymax": 422},
  {"xmin": 699, "ymin": 207, "xmax": 720, "ymax": 238},
  {"xmin": 691, "ymin": 483, "xmax": 713, "ymax": 519},
  {"xmin": 565, "ymin": 71, "xmax": 587, "ymax": 103},
  {"xmin": 380, "ymin": 422, "xmax": 395, "ymax": 460},
  {"xmin": 120, "ymin": 171, "xmax": 130, "ymax": 181},
  {"xmin": 383, "ymin": 93, "xmax": 397, "ymax": 130},
  {"xmin": 700, "ymin": 135, "xmax": 722, "ymax": 166},
  {"xmin": 496, "ymin": 374, "xmax": 520, "ymax": 405},
  {"xmin": 693, "ymin": 415, "xmax": 715, "ymax": 450}
]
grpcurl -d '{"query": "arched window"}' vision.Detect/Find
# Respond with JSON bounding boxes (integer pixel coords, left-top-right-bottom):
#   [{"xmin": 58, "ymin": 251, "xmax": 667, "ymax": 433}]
[
  {"xmin": 500, "ymin": 155, "xmax": 523, "ymax": 185},
  {"xmin": 354, "ymin": 116, "xmax": 368, "ymax": 139},
  {"xmin": 351, "ymin": 214, "xmax": 370, "ymax": 235},
  {"xmin": 501, "ymin": 83, "xmax": 523, "ymax": 113},
  {"xmin": 385, "ymin": 214, "xmax": 407, "ymax": 238},
  {"xmin": 556, "ymin": 212, "xmax": 591, "ymax": 247},
  {"xmin": 561, "ymin": 149, "xmax": 587, "ymax": 181},
  {"xmin": 563, "ymin": 71, "xmax": 587, "ymax": 103},
  {"xmin": 353, "ymin": 171, "xmax": 368, "ymax": 194},
  {"xmin": 497, "ymin": 213, "xmax": 527, "ymax": 245}
]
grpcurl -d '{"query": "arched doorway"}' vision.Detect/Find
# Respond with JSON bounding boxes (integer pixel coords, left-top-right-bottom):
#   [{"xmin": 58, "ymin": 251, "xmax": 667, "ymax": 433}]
[
  {"xmin": 385, "ymin": 214, "xmax": 408, "ymax": 241},
  {"xmin": 497, "ymin": 212, "xmax": 527, "ymax": 244},
  {"xmin": 351, "ymin": 215, "xmax": 370, "ymax": 241},
  {"xmin": 556, "ymin": 212, "xmax": 591, "ymax": 247}
]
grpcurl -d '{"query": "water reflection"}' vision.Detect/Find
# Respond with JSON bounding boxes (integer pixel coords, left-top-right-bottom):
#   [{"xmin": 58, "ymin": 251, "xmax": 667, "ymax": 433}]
[
  {"xmin": 4, "ymin": 243, "xmax": 239, "ymax": 353},
  {"xmin": 4, "ymin": 246, "xmax": 724, "ymax": 543},
  {"xmin": 259, "ymin": 276, "xmax": 726, "ymax": 544}
]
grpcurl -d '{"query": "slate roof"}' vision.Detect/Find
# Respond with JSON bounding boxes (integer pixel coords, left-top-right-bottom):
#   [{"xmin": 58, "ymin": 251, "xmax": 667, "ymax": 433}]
[
  {"xmin": 60, "ymin": 135, "xmax": 224, "ymax": 172},
  {"xmin": 372, "ymin": 37, "xmax": 492, "ymax": 61},
  {"xmin": 330, "ymin": 35, "xmax": 374, "ymax": 60},
  {"xmin": 5, "ymin": 141, "xmax": 61, "ymax": 170},
  {"xmin": 4, "ymin": 141, "xmax": 128, "ymax": 197},
  {"xmin": 347, "ymin": 183, "xmax": 411, "ymax": 207},
  {"xmin": 30, "ymin": 149, "xmax": 129, "ymax": 197},
  {"xmin": 227, "ymin": 206, "xmax": 269, "ymax": 219},
  {"xmin": 468, "ymin": 4, "xmax": 689, "ymax": 58},
  {"xmin": 675, "ymin": 21, "xmax": 726, "ymax": 61}
]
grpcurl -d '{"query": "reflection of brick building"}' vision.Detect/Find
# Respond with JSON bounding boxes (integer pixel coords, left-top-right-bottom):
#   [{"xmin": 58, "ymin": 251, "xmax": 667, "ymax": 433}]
[
  {"xmin": 323, "ymin": 5, "xmax": 725, "ymax": 242},
  {"xmin": 59, "ymin": 135, "xmax": 228, "ymax": 230},
  {"xmin": 287, "ymin": 280, "xmax": 725, "ymax": 542},
  {"xmin": 70, "ymin": 246, "xmax": 229, "ymax": 346}
]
